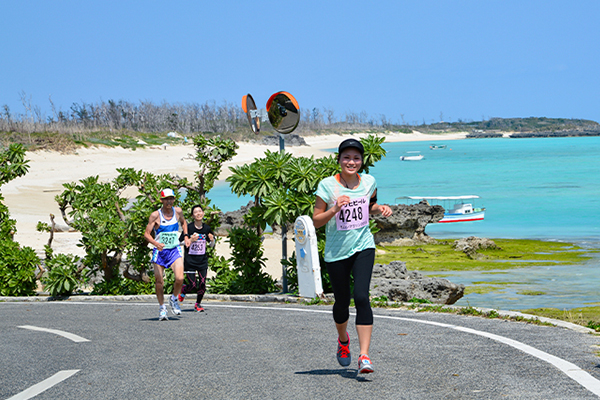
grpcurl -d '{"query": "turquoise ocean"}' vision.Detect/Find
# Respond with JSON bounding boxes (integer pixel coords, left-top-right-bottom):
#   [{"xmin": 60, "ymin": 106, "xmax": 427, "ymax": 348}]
[{"xmin": 210, "ymin": 136, "xmax": 600, "ymax": 310}]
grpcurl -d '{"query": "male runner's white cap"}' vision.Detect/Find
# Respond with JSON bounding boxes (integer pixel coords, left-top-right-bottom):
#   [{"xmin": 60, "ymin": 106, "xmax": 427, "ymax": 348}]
[{"xmin": 160, "ymin": 188, "xmax": 175, "ymax": 198}]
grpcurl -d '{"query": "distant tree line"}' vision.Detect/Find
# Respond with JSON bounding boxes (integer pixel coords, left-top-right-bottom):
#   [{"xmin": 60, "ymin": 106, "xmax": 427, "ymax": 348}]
[
  {"xmin": 1, "ymin": 93, "xmax": 598, "ymax": 140},
  {"xmin": 0, "ymin": 94, "xmax": 405, "ymax": 138},
  {"xmin": 1, "ymin": 94, "xmax": 249, "ymax": 135}
]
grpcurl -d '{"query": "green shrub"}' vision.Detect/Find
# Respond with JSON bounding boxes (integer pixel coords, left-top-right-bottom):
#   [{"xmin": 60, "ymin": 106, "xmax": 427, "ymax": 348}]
[
  {"xmin": 371, "ymin": 295, "xmax": 389, "ymax": 307},
  {"xmin": 207, "ymin": 254, "xmax": 236, "ymax": 294},
  {"xmin": 228, "ymin": 227, "xmax": 277, "ymax": 294},
  {"xmin": 0, "ymin": 239, "xmax": 39, "ymax": 296},
  {"xmin": 282, "ymin": 253, "xmax": 299, "ymax": 294},
  {"xmin": 91, "ymin": 274, "xmax": 156, "ymax": 296},
  {"xmin": 587, "ymin": 321, "xmax": 600, "ymax": 332},
  {"xmin": 209, "ymin": 227, "xmax": 277, "ymax": 294},
  {"xmin": 408, "ymin": 297, "xmax": 433, "ymax": 304},
  {"xmin": 43, "ymin": 253, "xmax": 82, "ymax": 297}
]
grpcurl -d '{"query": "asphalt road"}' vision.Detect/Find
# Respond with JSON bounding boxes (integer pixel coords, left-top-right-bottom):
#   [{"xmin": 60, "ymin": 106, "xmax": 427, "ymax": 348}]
[{"xmin": 2, "ymin": 300, "xmax": 600, "ymax": 399}]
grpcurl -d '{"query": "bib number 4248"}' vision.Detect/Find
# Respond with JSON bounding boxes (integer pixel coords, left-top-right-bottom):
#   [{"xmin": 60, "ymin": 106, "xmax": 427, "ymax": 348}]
[
  {"xmin": 338, "ymin": 207, "xmax": 363, "ymax": 223},
  {"xmin": 335, "ymin": 195, "xmax": 369, "ymax": 231}
]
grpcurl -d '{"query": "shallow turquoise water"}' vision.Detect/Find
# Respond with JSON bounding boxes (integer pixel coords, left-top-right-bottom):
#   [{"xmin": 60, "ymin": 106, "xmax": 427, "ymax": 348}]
[
  {"xmin": 372, "ymin": 136, "xmax": 600, "ymax": 310},
  {"xmin": 373, "ymin": 136, "xmax": 600, "ymax": 242},
  {"xmin": 209, "ymin": 136, "xmax": 600, "ymax": 310}
]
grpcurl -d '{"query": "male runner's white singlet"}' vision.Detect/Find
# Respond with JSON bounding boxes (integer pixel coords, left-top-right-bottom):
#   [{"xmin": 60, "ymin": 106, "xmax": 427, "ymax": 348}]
[{"xmin": 154, "ymin": 209, "xmax": 180, "ymax": 249}]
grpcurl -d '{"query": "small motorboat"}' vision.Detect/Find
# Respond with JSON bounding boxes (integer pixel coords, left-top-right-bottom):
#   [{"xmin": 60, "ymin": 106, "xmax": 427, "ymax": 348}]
[
  {"xmin": 400, "ymin": 151, "xmax": 424, "ymax": 161},
  {"xmin": 395, "ymin": 195, "xmax": 485, "ymax": 223}
]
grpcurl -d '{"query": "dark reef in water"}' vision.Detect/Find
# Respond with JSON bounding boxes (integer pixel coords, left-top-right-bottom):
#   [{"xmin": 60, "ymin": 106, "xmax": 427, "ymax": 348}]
[
  {"xmin": 467, "ymin": 129, "xmax": 600, "ymax": 139},
  {"xmin": 508, "ymin": 129, "xmax": 600, "ymax": 138}
]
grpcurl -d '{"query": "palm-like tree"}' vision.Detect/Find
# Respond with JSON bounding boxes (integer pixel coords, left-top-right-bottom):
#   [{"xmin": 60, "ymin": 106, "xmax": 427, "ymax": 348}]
[
  {"xmin": 226, "ymin": 164, "xmax": 252, "ymax": 198},
  {"xmin": 259, "ymin": 150, "xmax": 292, "ymax": 186},
  {"xmin": 359, "ymin": 135, "xmax": 387, "ymax": 173},
  {"xmin": 285, "ymin": 156, "xmax": 320, "ymax": 194}
]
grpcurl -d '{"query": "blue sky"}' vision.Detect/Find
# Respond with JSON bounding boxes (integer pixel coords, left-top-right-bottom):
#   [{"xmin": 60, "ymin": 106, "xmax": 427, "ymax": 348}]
[{"xmin": 2, "ymin": 1, "xmax": 599, "ymax": 125}]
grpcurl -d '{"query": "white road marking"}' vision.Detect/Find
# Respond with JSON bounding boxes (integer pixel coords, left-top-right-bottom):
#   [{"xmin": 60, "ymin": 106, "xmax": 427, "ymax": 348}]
[
  {"xmin": 376, "ymin": 315, "xmax": 600, "ymax": 398},
  {"xmin": 210, "ymin": 304, "xmax": 600, "ymax": 397},
  {"xmin": 18, "ymin": 325, "xmax": 90, "ymax": 343},
  {"xmin": 6, "ymin": 369, "xmax": 80, "ymax": 400}
]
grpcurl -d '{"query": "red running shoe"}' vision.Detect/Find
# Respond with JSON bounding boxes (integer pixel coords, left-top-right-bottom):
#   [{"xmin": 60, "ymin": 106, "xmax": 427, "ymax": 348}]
[
  {"xmin": 194, "ymin": 303, "xmax": 205, "ymax": 312},
  {"xmin": 358, "ymin": 354, "xmax": 374, "ymax": 374}
]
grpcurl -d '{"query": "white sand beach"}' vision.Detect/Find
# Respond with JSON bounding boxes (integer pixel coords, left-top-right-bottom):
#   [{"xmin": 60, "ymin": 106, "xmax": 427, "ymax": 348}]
[{"xmin": 3, "ymin": 131, "xmax": 467, "ymax": 280}]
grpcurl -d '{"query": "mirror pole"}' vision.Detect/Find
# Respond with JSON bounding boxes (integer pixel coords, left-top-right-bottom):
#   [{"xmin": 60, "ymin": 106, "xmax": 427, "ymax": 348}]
[{"xmin": 279, "ymin": 133, "xmax": 288, "ymax": 293}]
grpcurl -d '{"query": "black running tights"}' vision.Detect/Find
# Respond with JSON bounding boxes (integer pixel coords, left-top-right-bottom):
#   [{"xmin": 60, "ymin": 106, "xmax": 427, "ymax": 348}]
[
  {"xmin": 325, "ymin": 248, "xmax": 375, "ymax": 326},
  {"xmin": 182, "ymin": 268, "xmax": 207, "ymax": 304}
]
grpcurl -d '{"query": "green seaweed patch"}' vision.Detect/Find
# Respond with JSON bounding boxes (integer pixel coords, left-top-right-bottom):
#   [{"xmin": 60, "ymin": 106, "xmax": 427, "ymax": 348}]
[
  {"xmin": 471, "ymin": 280, "xmax": 525, "ymax": 285},
  {"xmin": 465, "ymin": 285, "xmax": 506, "ymax": 295},
  {"xmin": 517, "ymin": 290, "xmax": 546, "ymax": 296},
  {"xmin": 374, "ymin": 238, "xmax": 593, "ymax": 272}
]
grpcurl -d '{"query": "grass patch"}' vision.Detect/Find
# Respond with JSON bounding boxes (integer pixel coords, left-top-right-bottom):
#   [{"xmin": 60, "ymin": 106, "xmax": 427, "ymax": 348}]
[
  {"xmin": 522, "ymin": 306, "xmax": 600, "ymax": 331},
  {"xmin": 84, "ymin": 133, "xmax": 186, "ymax": 150},
  {"xmin": 2, "ymin": 130, "xmax": 191, "ymax": 152},
  {"xmin": 409, "ymin": 304, "xmax": 553, "ymax": 326},
  {"xmin": 375, "ymin": 239, "xmax": 595, "ymax": 272},
  {"xmin": 412, "ymin": 305, "xmax": 552, "ymax": 326}
]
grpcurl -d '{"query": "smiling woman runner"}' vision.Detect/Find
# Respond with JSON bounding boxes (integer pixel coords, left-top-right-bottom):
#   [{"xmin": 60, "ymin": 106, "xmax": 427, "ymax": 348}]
[
  {"xmin": 178, "ymin": 204, "xmax": 215, "ymax": 313},
  {"xmin": 312, "ymin": 138, "xmax": 393, "ymax": 374}
]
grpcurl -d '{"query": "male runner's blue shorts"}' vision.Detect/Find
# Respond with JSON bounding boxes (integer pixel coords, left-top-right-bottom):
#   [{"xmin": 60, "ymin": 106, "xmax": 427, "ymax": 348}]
[{"xmin": 151, "ymin": 246, "xmax": 183, "ymax": 268}]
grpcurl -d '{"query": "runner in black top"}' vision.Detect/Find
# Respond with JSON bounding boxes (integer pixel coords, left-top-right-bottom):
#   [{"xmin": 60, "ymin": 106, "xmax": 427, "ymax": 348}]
[{"xmin": 178, "ymin": 205, "xmax": 215, "ymax": 312}]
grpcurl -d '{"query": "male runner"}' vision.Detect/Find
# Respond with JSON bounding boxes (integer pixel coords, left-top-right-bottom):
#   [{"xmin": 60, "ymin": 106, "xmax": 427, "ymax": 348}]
[{"xmin": 144, "ymin": 188, "xmax": 190, "ymax": 321}]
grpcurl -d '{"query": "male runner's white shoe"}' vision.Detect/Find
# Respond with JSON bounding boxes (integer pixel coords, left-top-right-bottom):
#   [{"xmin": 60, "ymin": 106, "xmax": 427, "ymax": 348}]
[
  {"xmin": 159, "ymin": 307, "xmax": 168, "ymax": 321},
  {"xmin": 169, "ymin": 295, "xmax": 182, "ymax": 315}
]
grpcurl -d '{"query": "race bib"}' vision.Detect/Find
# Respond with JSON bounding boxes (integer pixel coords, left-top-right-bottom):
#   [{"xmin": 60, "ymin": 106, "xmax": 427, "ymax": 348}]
[
  {"xmin": 188, "ymin": 238, "xmax": 206, "ymax": 255},
  {"xmin": 335, "ymin": 195, "xmax": 369, "ymax": 231},
  {"xmin": 157, "ymin": 232, "xmax": 179, "ymax": 249}
]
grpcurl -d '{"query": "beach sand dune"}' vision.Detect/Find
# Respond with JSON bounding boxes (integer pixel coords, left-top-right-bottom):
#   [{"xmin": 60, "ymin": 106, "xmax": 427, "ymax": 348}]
[{"xmin": 3, "ymin": 132, "xmax": 467, "ymax": 280}]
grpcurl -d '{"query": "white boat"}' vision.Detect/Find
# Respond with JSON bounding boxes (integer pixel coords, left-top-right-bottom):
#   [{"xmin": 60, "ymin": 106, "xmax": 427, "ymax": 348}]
[
  {"xmin": 400, "ymin": 151, "xmax": 424, "ymax": 161},
  {"xmin": 395, "ymin": 195, "xmax": 485, "ymax": 223}
]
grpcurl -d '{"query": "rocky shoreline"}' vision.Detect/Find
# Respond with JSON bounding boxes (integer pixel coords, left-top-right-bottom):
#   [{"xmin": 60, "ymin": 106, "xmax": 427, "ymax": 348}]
[
  {"xmin": 370, "ymin": 260, "xmax": 464, "ymax": 304},
  {"xmin": 219, "ymin": 201, "xmax": 476, "ymax": 304}
]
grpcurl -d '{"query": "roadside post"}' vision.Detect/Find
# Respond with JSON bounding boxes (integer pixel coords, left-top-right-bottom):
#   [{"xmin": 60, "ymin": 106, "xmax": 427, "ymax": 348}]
[{"xmin": 293, "ymin": 216, "xmax": 323, "ymax": 298}]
